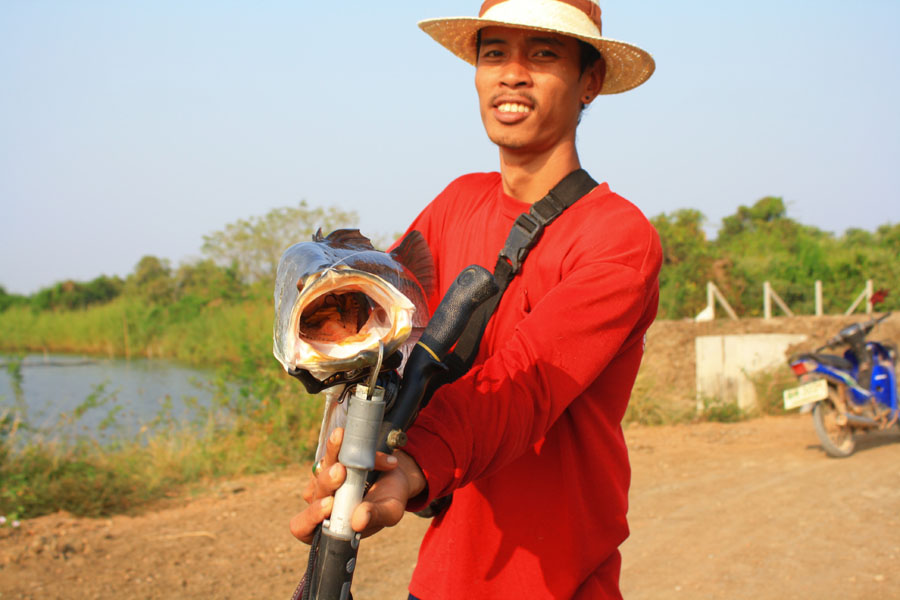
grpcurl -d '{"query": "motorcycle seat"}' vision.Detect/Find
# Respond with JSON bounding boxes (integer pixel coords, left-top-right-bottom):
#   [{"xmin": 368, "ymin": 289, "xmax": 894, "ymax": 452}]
[{"xmin": 798, "ymin": 352, "xmax": 854, "ymax": 372}]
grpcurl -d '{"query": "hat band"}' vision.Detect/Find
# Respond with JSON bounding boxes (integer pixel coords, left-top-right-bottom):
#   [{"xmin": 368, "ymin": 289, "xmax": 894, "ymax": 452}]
[{"xmin": 478, "ymin": 0, "xmax": 603, "ymax": 34}]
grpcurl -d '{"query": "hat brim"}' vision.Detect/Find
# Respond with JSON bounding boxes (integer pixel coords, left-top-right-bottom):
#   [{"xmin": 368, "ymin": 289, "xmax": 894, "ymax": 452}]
[{"xmin": 419, "ymin": 16, "xmax": 655, "ymax": 95}]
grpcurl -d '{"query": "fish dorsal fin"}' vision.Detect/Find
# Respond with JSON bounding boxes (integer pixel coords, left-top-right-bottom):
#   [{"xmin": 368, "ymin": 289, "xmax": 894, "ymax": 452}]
[
  {"xmin": 390, "ymin": 230, "xmax": 436, "ymax": 298},
  {"xmin": 321, "ymin": 229, "xmax": 376, "ymax": 251}
]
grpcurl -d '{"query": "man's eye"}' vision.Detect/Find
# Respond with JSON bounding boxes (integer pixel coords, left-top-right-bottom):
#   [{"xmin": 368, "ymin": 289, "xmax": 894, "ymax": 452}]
[
  {"xmin": 481, "ymin": 49, "xmax": 504, "ymax": 58},
  {"xmin": 534, "ymin": 49, "xmax": 559, "ymax": 58}
]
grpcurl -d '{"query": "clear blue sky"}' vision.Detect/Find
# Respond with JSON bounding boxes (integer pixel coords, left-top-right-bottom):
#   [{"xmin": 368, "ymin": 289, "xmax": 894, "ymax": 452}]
[{"xmin": 2, "ymin": 1, "xmax": 898, "ymax": 294}]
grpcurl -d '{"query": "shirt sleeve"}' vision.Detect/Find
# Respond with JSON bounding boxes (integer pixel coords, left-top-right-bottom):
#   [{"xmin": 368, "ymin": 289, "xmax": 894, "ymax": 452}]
[{"xmin": 403, "ymin": 250, "xmax": 658, "ymax": 509}]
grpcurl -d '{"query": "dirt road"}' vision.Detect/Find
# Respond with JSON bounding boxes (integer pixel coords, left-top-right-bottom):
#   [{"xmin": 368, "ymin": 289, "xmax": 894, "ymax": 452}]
[{"xmin": 1, "ymin": 415, "xmax": 898, "ymax": 599}]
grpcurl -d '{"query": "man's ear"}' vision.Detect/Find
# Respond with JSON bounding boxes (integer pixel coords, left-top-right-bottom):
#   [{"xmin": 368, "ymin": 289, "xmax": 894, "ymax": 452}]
[{"xmin": 582, "ymin": 58, "xmax": 606, "ymax": 105}]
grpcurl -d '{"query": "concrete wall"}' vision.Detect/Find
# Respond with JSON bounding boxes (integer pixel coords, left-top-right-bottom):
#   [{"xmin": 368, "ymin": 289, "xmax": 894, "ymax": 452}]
[{"xmin": 695, "ymin": 334, "xmax": 808, "ymax": 411}]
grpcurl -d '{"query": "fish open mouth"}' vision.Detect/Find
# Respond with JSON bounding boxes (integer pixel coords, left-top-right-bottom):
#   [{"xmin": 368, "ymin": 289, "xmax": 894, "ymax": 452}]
[
  {"xmin": 287, "ymin": 269, "xmax": 416, "ymax": 368},
  {"xmin": 297, "ymin": 290, "xmax": 389, "ymax": 344}
]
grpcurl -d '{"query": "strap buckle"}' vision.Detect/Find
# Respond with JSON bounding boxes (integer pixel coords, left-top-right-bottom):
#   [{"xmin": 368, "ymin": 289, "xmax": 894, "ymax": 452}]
[{"xmin": 499, "ymin": 212, "xmax": 543, "ymax": 275}]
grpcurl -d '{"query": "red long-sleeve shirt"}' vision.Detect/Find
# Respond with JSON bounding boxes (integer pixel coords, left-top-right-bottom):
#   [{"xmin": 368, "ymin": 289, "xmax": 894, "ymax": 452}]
[{"xmin": 399, "ymin": 172, "xmax": 661, "ymax": 599}]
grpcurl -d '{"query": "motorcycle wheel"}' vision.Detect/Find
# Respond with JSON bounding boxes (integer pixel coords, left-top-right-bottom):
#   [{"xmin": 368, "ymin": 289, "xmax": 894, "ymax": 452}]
[{"xmin": 812, "ymin": 395, "xmax": 855, "ymax": 458}]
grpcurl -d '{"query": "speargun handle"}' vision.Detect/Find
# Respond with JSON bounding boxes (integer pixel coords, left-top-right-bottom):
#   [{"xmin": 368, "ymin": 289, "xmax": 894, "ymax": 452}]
[
  {"xmin": 418, "ymin": 265, "xmax": 498, "ymax": 358},
  {"xmin": 378, "ymin": 265, "xmax": 498, "ymax": 445}
]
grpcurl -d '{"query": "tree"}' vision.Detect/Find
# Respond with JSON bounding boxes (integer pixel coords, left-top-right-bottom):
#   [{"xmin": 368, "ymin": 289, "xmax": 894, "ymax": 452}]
[
  {"xmin": 719, "ymin": 196, "xmax": 787, "ymax": 239},
  {"xmin": 126, "ymin": 256, "xmax": 174, "ymax": 303},
  {"xmin": 201, "ymin": 201, "xmax": 358, "ymax": 285},
  {"xmin": 651, "ymin": 209, "xmax": 714, "ymax": 318},
  {"xmin": 173, "ymin": 259, "xmax": 243, "ymax": 302},
  {"xmin": 875, "ymin": 223, "xmax": 900, "ymax": 253},
  {"xmin": 29, "ymin": 276, "xmax": 123, "ymax": 311},
  {"xmin": 0, "ymin": 285, "xmax": 26, "ymax": 313}
]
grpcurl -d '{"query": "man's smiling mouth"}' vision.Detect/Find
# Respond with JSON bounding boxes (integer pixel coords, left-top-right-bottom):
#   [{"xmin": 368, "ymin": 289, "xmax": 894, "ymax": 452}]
[{"xmin": 497, "ymin": 102, "xmax": 532, "ymax": 114}]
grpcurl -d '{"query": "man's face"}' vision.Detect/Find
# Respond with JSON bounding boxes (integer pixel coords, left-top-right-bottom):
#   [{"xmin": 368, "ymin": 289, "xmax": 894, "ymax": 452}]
[{"xmin": 474, "ymin": 26, "xmax": 600, "ymax": 155}]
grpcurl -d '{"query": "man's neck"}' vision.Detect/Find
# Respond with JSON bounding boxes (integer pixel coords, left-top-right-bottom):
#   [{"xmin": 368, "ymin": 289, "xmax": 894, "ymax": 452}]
[{"xmin": 498, "ymin": 142, "xmax": 581, "ymax": 204}]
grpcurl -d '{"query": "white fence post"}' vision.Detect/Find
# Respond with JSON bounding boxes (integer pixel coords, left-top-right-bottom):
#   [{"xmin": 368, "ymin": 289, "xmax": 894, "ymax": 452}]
[
  {"xmin": 695, "ymin": 282, "xmax": 738, "ymax": 321},
  {"xmin": 763, "ymin": 281, "xmax": 794, "ymax": 318},
  {"xmin": 866, "ymin": 279, "xmax": 874, "ymax": 314},
  {"xmin": 815, "ymin": 280, "xmax": 823, "ymax": 316},
  {"xmin": 697, "ymin": 279, "xmax": 875, "ymax": 320},
  {"xmin": 845, "ymin": 280, "xmax": 875, "ymax": 315},
  {"xmin": 711, "ymin": 282, "xmax": 738, "ymax": 320},
  {"xmin": 695, "ymin": 282, "xmax": 715, "ymax": 321}
]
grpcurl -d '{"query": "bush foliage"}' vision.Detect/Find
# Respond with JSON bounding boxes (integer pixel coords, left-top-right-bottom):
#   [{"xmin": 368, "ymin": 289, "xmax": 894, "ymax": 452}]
[
  {"xmin": 3, "ymin": 196, "xmax": 895, "ymax": 324},
  {"xmin": 1, "ymin": 198, "xmax": 897, "ymax": 520},
  {"xmin": 652, "ymin": 196, "xmax": 900, "ymax": 319}
]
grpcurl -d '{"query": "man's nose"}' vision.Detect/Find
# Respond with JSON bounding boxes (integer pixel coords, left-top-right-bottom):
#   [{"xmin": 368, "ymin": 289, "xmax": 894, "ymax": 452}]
[{"xmin": 499, "ymin": 56, "xmax": 532, "ymax": 88}]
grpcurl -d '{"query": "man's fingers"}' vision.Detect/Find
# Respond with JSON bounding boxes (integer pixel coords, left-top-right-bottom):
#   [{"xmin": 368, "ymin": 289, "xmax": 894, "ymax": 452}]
[
  {"xmin": 302, "ymin": 427, "xmax": 346, "ymax": 502},
  {"xmin": 289, "ymin": 496, "xmax": 334, "ymax": 544},
  {"xmin": 301, "ymin": 477, "xmax": 317, "ymax": 504},
  {"xmin": 301, "ymin": 455, "xmax": 346, "ymax": 503},
  {"xmin": 318, "ymin": 461, "xmax": 345, "ymax": 491},
  {"xmin": 375, "ymin": 452, "xmax": 399, "ymax": 471},
  {"xmin": 351, "ymin": 495, "xmax": 406, "ymax": 538},
  {"xmin": 295, "ymin": 432, "xmax": 409, "ymax": 544},
  {"xmin": 349, "ymin": 462, "xmax": 410, "ymax": 537},
  {"xmin": 324, "ymin": 427, "xmax": 343, "ymax": 465}
]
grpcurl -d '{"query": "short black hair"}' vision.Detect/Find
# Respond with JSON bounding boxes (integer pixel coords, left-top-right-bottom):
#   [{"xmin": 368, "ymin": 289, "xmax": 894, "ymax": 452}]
[{"xmin": 577, "ymin": 41, "xmax": 603, "ymax": 76}]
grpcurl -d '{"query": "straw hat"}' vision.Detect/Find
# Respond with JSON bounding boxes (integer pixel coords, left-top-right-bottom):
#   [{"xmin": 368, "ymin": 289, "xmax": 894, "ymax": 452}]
[{"xmin": 419, "ymin": 0, "xmax": 655, "ymax": 95}]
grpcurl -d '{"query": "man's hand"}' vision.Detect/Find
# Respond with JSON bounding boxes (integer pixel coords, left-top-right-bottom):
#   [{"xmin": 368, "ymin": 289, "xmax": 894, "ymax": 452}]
[
  {"xmin": 350, "ymin": 450, "xmax": 426, "ymax": 537},
  {"xmin": 289, "ymin": 427, "xmax": 427, "ymax": 544}
]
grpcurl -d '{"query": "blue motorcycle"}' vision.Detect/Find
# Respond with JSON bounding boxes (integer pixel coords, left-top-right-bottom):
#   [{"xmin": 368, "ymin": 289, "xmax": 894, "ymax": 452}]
[{"xmin": 785, "ymin": 312, "xmax": 898, "ymax": 457}]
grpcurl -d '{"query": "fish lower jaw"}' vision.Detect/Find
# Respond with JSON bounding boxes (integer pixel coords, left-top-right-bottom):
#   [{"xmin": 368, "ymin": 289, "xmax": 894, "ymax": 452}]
[{"xmin": 290, "ymin": 331, "xmax": 408, "ymax": 373}]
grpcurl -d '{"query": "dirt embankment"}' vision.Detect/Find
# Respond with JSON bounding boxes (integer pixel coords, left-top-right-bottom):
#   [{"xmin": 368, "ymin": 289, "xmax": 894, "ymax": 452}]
[
  {"xmin": 640, "ymin": 313, "xmax": 900, "ymax": 415},
  {"xmin": 1, "ymin": 315, "xmax": 898, "ymax": 599}
]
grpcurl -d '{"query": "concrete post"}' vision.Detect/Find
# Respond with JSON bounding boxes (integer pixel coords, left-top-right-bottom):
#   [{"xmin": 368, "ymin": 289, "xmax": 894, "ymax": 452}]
[{"xmin": 815, "ymin": 280, "xmax": 823, "ymax": 316}]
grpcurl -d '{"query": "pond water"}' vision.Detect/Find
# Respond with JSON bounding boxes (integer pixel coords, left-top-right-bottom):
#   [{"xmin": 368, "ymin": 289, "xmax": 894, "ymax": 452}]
[{"xmin": 0, "ymin": 354, "xmax": 225, "ymax": 442}]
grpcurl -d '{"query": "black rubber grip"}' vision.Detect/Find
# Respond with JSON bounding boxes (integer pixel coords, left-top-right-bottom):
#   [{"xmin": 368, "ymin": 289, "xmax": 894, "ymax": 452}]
[
  {"xmin": 309, "ymin": 532, "xmax": 358, "ymax": 600},
  {"xmin": 419, "ymin": 265, "xmax": 498, "ymax": 358}
]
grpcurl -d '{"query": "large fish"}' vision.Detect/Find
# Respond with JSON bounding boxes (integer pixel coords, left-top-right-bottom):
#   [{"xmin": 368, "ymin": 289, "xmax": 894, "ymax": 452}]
[{"xmin": 272, "ymin": 228, "xmax": 435, "ymax": 460}]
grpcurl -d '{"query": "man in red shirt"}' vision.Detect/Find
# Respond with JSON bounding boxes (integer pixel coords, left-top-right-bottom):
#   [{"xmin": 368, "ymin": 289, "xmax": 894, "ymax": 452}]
[{"xmin": 291, "ymin": 1, "xmax": 660, "ymax": 597}]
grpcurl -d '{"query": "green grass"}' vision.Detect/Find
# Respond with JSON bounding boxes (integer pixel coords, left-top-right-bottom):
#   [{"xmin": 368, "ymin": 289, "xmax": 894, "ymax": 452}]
[
  {"xmin": 0, "ymin": 367, "xmax": 321, "ymax": 520},
  {"xmin": 0, "ymin": 290, "xmax": 807, "ymax": 522},
  {"xmin": 0, "ymin": 384, "xmax": 319, "ymax": 519},
  {"xmin": 698, "ymin": 396, "xmax": 747, "ymax": 423},
  {"xmin": 624, "ymin": 371, "xmax": 695, "ymax": 426},
  {"xmin": 0, "ymin": 301, "xmax": 323, "ymax": 521},
  {"xmin": 749, "ymin": 364, "xmax": 799, "ymax": 416},
  {"xmin": 0, "ymin": 295, "xmax": 272, "ymax": 366},
  {"xmin": 690, "ymin": 365, "xmax": 800, "ymax": 424}
]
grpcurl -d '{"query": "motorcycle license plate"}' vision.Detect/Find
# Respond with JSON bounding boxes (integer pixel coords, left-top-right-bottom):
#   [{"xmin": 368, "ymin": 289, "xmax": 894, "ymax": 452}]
[{"xmin": 783, "ymin": 379, "xmax": 828, "ymax": 410}]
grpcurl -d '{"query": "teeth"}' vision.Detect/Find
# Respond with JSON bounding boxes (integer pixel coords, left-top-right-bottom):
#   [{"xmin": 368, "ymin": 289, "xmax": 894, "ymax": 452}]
[{"xmin": 498, "ymin": 103, "xmax": 531, "ymax": 114}]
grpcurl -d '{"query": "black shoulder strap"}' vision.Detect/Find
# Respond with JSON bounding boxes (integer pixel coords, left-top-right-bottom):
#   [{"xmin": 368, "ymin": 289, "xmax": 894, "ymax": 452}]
[{"xmin": 444, "ymin": 168, "xmax": 598, "ymax": 381}]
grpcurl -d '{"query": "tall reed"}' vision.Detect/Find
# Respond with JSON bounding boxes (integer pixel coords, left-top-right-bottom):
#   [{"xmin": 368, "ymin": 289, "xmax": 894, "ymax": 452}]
[{"xmin": 0, "ymin": 293, "xmax": 325, "ymax": 520}]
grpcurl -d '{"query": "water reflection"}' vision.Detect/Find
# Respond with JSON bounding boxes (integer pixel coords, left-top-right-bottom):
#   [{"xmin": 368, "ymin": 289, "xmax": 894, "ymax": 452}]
[{"xmin": 0, "ymin": 354, "xmax": 223, "ymax": 441}]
